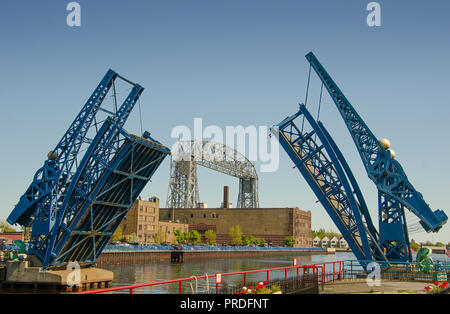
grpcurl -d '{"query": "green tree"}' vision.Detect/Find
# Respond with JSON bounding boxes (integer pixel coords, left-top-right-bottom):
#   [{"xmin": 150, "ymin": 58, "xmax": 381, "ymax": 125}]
[
  {"xmin": 312, "ymin": 228, "xmax": 326, "ymax": 239},
  {"xmin": 0, "ymin": 220, "xmax": 16, "ymax": 233},
  {"xmin": 204, "ymin": 229, "xmax": 217, "ymax": 245},
  {"xmin": 111, "ymin": 226, "xmax": 123, "ymax": 242},
  {"xmin": 258, "ymin": 238, "xmax": 266, "ymax": 246},
  {"xmin": 250, "ymin": 236, "xmax": 260, "ymax": 245},
  {"xmin": 243, "ymin": 235, "xmax": 260, "ymax": 246},
  {"xmin": 181, "ymin": 232, "xmax": 190, "ymax": 244},
  {"xmin": 410, "ymin": 239, "xmax": 420, "ymax": 252},
  {"xmin": 284, "ymin": 236, "xmax": 296, "ymax": 247},
  {"xmin": 153, "ymin": 230, "xmax": 166, "ymax": 244},
  {"xmin": 311, "ymin": 229, "xmax": 342, "ymax": 242},
  {"xmin": 242, "ymin": 235, "xmax": 251, "ymax": 246},
  {"xmin": 189, "ymin": 230, "xmax": 201, "ymax": 244},
  {"xmin": 326, "ymin": 230, "xmax": 340, "ymax": 239},
  {"xmin": 230, "ymin": 225, "xmax": 243, "ymax": 245},
  {"xmin": 126, "ymin": 232, "xmax": 139, "ymax": 244},
  {"xmin": 174, "ymin": 229, "xmax": 185, "ymax": 244}
]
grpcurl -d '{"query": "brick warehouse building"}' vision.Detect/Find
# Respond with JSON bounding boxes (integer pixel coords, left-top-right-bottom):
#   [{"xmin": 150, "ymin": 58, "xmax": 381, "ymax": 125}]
[
  {"xmin": 120, "ymin": 191, "xmax": 312, "ymax": 247},
  {"xmin": 120, "ymin": 197, "xmax": 189, "ymax": 244},
  {"xmin": 159, "ymin": 207, "xmax": 312, "ymax": 247}
]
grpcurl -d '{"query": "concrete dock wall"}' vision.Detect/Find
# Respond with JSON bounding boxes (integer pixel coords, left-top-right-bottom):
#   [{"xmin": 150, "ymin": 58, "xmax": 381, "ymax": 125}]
[{"xmin": 95, "ymin": 249, "xmax": 329, "ymax": 266}]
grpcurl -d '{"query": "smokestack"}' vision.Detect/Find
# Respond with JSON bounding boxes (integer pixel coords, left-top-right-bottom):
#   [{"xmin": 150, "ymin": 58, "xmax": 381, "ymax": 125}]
[{"xmin": 223, "ymin": 186, "xmax": 229, "ymax": 209}]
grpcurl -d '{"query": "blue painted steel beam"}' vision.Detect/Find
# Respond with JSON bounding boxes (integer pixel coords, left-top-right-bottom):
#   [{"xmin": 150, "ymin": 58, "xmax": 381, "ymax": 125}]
[
  {"xmin": 8, "ymin": 70, "xmax": 118, "ymax": 230},
  {"xmin": 5, "ymin": 69, "xmax": 168, "ymax": 269},
  {"xmin": 305, "ymin": 52, "xmax": 448, "ymax": 262},
  {"xmin": 317, "ymin": 121, "xmax": 378, "ymax": 241},
  {"xmin": 27, "ymin": 82, "xmax": 144, "ymax": 261},
  {"xmin": 272, "ymin": 104, "xmax": 387, "ymax": 264},
  {"xmin": 50, "ymin": 127, "xmax": 169, "ymax": 267}
]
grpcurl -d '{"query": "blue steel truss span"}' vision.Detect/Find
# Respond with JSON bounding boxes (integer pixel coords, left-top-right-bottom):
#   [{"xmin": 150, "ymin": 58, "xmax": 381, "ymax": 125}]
[
  {"xmin": 272, "ymin": 105, "xmax": 387, "ymax": 264},
  {"xmin": 7, "ymin": 70, "xmax": 169, "ymax": 268},
  {"xmin": 8, "ymin": 70, "xmax": 119, "ymax": 230},
  {"xmin": 304, "ymin": 52, "xmax": 447, "ymax": 262},
  {"xmin": 50, "ymin": 127, "xmax": 169, "ymax": 267},
  {"xmin": 273, "ymin": 52, "xmax": 448, "ymax": 264}
]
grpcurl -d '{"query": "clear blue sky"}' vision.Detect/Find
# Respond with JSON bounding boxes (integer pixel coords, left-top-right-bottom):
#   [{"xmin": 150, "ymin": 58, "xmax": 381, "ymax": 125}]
[{"xmin": 0, "ymin": 0, "xmax": 449, "ymax": 243}]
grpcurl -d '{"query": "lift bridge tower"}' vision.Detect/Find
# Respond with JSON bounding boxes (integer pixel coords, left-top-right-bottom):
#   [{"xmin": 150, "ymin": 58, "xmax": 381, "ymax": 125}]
[
  {"xmin": 166, "ymin": 140, "xmax": 259, "ymax": 209},
  {"xmin": 7, "ymin": 70, "xmax": 170, "ymax": 269}
]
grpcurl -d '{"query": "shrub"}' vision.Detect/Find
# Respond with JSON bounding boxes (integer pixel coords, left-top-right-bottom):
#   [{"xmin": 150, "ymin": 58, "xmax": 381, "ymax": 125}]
[
  {"xmin": 204, "ymin": 230, "xmax": 216, "ymax": 245},
  {"xmin": 284, "ymin": 236, "xmax": 296, "ymax": 247}
]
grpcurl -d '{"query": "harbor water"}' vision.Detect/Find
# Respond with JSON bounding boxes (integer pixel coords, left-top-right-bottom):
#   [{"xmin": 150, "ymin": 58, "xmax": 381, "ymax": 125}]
[{"xmin": 101, "ymin": 252, "xmax": 356, "ymax": 293}]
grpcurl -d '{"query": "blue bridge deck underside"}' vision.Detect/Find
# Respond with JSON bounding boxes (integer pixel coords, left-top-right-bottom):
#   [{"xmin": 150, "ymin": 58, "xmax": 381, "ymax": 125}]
[
  {"xmin": 49, "ymin": 133, "xmax": 169, "ymax": 267},
  {"xmin": 273, "ymin": 105, "xmax": 386, "ymax": 264}
]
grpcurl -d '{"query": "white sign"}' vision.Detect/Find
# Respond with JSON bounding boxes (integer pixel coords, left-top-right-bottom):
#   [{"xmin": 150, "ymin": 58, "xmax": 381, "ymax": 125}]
[
  {"xmin": 216, "ymin": 273, "xmax": 222, "ymax": 284},
  {"xmin": 293, "ymin": 258, "xmax": 297, "ymax": 266}
]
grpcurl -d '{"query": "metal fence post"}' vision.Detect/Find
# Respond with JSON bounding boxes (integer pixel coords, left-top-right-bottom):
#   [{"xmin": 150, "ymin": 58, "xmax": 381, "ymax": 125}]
[
  {"xmin": 333, "ymin": 263, "xmax": 336, "ymax": 282},
  {"xmin": 406, "ymin": 263, "xmax": 409, "ymax": 281},
  {"xmin": 321, "ymin": 266, "xmax": 324, "ymax": 290}
]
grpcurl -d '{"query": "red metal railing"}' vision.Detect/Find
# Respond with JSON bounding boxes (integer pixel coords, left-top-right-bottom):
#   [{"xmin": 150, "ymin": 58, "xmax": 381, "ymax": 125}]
[
  {"xmin": 312, "ymin": 261, "xmax": 344, "ymax": 290},
  {"xmin": 76, "ymin": 260, "xmax": 344, "ymax": 294}
]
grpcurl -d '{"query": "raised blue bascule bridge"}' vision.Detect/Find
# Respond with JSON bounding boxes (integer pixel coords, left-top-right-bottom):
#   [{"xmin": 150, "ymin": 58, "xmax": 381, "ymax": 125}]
[
  {"xmin": 7, "ymin": 70, "xmax": 170, "ymax": 269},
  {"xmin": 272, "ymin": 52, "xmax": 447, "ymax": 266}
]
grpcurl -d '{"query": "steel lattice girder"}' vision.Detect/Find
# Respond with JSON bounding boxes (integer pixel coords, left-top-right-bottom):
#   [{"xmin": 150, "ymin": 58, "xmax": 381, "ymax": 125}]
[
  {"xmin": 272, "ymin": 105, "xmax": 386, "ymax": 263},
  {"xmin": 8, "ymin": 70, "xmax": 119, "ymax": 230},
  {"xmin": 166, "ymin": 140, "xmax": 259, "ymax": 208},
  {"xmin": 305, "ymin": 51, "xmax": 447, "ymax": 262},
  {"xmin": 27, "ymin": 83, "xmax": 144, "ymax": 263},
  {"xmin": 42, "ymin": 119, "xmax": 169, "ymax": 268},
  {"xmin": 5, "ymin": 68, "xmax": 169, "ymax": 268},
  {"xmin": 166, "ymin": 159, "xmax": 200, "ymax": 208}
]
